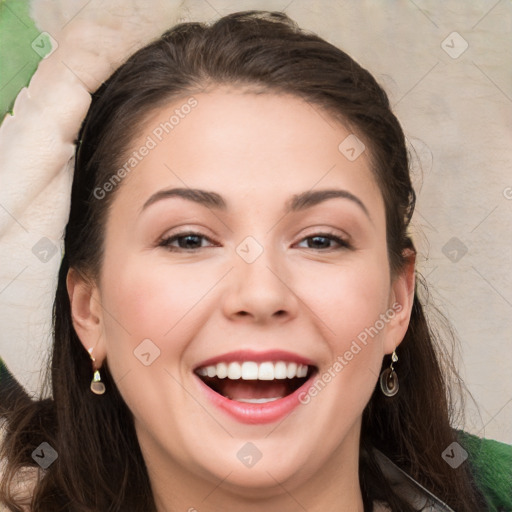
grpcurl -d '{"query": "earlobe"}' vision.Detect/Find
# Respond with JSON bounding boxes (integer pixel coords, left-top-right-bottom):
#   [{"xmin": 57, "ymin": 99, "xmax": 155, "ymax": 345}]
[
  {"xmin": 66, "ymin": 268, "xmax": 107, "ymax": 367},
  {"xmin": 384, "ymin": 249, "xmax": 416, "ymax": 355}
]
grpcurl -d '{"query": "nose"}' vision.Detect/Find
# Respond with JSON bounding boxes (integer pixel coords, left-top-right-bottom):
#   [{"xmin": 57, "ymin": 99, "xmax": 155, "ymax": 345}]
[{"xmin": 221, "ymin": 239, "xmax": 299, "ymax": 324}]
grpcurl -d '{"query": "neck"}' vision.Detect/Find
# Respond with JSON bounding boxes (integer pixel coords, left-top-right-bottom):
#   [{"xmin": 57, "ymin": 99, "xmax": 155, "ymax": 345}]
[{"xmin": 139, "ymin": 421, "xmax": 366, "ymax": 512}]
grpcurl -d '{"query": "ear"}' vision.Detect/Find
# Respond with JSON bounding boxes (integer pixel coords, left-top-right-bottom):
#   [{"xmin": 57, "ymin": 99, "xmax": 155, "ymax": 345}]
[
  {"xmin": 383, "ymin": 248, "xmax": 416, "ymax": 355},
  {"xmin": 66, "ymin": 267, "xmax": 107, "ymax": 369}
]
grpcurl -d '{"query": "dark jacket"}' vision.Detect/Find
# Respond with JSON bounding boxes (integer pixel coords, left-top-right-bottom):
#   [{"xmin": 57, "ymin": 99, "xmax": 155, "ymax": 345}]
[{"xmin": 375, "ymin": 430, "xmax": 512, "ymax": 511}]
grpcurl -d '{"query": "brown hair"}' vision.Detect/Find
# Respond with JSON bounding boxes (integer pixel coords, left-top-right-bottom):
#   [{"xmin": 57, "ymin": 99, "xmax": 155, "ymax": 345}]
[{"xmin": 1, "ymin": 10, "xmax": 487, "ymax": 511}]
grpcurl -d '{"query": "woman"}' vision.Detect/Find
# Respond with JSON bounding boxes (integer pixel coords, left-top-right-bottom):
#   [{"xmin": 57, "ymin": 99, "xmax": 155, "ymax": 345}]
[{"xmin": 0, "ymin": 10, "xmax": 497, "ymax": 511}]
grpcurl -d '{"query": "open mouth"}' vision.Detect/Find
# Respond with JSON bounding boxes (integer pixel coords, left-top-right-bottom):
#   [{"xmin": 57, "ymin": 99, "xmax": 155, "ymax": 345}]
[{"xmin": 194, "ymin": 361, "xmax": 317, "ymax": 403}]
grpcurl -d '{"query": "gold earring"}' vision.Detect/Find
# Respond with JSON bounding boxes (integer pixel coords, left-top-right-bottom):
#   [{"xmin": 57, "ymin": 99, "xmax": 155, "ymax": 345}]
[
  {"xmin": 88, "ymin": 347, "xmax": 105, "ymax": 395},
  {"xmin": 380, "ymin": 350, "xmax": 399, "ymax": 397}
]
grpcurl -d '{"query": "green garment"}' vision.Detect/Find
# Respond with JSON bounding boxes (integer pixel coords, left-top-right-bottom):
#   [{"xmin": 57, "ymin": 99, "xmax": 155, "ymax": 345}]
[
  {"xmin": 457, "ymin": 429, "xmax": 512, "ymax": 512},
  {"xmin": 0, "ymin": 0, "xmax": 50, "ymax": 119}
]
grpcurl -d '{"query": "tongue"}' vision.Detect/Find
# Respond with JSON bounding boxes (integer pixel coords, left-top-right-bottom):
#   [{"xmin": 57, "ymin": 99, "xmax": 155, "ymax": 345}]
[{"xmin": 220, "ymin": 379, "xmax": 290, "ymax": 400}]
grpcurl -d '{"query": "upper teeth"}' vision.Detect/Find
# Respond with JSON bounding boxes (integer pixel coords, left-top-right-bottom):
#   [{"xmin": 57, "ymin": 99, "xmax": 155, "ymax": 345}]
[{"xmin": 196, "ymin": 361, "xmax": 309, "ymax": 380}]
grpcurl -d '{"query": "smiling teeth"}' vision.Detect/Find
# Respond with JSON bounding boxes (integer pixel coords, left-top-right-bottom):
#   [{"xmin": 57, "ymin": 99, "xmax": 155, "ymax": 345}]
[
  {"xmin": 234, "ymin": 397, "xmax": 282, "ymax": 403},
  {"xmin": 196, "ymin": 361, "xmax": 309, "ymax": 380}
]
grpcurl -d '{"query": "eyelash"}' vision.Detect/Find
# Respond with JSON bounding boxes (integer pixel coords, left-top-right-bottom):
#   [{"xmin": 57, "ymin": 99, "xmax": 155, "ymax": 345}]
[{"xmin": 157, "ymin": 230, "xmax": 352, "ymax": 252}]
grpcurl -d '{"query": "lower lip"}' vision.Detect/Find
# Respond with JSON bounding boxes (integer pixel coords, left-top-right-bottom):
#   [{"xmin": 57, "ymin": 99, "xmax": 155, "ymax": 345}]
[{"xmin": 193, "ymin": 372, "xmax": 317, "ymax": 425}]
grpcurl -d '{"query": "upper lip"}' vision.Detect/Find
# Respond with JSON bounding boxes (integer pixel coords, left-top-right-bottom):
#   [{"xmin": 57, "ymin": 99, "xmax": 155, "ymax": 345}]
[{"xmin": 193, "ymin": 349, "xmax": 317, "ymax": 371}]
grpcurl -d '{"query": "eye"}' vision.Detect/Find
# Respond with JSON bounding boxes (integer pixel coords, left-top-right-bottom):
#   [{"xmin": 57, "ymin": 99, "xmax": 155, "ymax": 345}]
[
  {"xmin": 158, "ymin": 231, "xmax": 217, "ymax": 252},
  {"xmin": 157, "ymin": 230, "xmax": 351, "ymax": 252},
  {"xmin": 295, "ymin": 232, "xmax": 351, "ymax": 251}
]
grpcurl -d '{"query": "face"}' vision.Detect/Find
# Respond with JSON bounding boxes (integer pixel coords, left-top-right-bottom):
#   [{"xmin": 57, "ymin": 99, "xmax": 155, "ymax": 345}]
[{"xmin": 70, "ymin": 87, "xmax": 414, "ymax": 502}]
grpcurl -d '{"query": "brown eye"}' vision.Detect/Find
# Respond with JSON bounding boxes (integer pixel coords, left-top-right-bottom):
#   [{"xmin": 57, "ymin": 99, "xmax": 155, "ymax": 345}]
[
  {"xmin": 296, "ymin": 233, "xmax": 351, "ymax": 251},
  {"xmin": 158, "ymin": 232, "xmax": 217, "ymax": 251}
]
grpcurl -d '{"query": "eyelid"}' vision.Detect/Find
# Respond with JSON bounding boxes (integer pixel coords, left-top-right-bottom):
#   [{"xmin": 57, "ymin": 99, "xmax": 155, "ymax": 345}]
[
  {"xmin": 157, "ymin": 224, "xmax": 217, "ymax": 242},
  {"xmin": 295, "ymin": 224, "xmax": 352, "ymax": 242}
]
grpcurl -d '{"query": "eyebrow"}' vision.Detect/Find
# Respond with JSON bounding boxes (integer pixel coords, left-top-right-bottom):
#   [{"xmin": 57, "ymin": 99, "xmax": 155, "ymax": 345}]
[{"xmin": 140, "ymin": 187, "xmax": 371, "ymax": 220}]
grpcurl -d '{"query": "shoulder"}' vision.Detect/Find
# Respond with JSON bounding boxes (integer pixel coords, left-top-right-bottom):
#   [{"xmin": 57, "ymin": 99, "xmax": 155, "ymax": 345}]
[
  {"xmin": 373, "ymin": 448, "xmax": 454, "ymax": 511},
  {"xmin": 0, "ymin": 419, "xmax": 39, "ymax": 512},
  {"xmin": 456, "ymin": 429, "xmax": 512, "ymax": 512},
  {"xmin": 373, "ymin": 431, "xmax": 512, "ymax": 512}
]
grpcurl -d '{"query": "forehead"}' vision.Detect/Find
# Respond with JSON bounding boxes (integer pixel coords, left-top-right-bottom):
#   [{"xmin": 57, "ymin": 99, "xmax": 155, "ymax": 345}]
[{"xmin": 109, "ymin": 88, "xmax": 383, "ymax": 218}]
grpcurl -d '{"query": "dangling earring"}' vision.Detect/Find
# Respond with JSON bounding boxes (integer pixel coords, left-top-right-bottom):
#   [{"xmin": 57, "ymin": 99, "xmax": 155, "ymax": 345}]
[
  {"xmin": 88, "ymin": 347, "xmax": 106, "ymax": 395},
  {"xmin": 380, "ymin": 350, "xmax": 399, "ymax": 397}
]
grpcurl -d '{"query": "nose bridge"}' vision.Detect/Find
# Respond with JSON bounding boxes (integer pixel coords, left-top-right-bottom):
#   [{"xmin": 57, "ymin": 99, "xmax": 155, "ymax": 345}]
[{"xmin": 225, "ymin": 232, "xmax": 296, "ymax": 320}]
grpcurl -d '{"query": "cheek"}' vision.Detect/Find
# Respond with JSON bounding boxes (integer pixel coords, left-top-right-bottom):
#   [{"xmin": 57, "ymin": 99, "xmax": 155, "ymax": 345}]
[
  {"xmin": 97, "ymin": 255, "xmax": 206, "ymax": 425},
  {"xmin": 98, "ymin": 254, "xmax": 219, "ymax": 366},
  {"xmin": 296, "ymin": 254, "xmax": 391, "ymax": 403},
  {"xmin": 298, "ymin": 255, "xmax": 390, "ymax": 346}
]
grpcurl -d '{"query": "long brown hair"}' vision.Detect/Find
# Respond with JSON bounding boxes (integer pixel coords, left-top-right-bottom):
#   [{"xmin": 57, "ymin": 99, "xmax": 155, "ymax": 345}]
[{"xmin": 0, "ymin": 10, "xmax": 488, "ymax": 511}]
